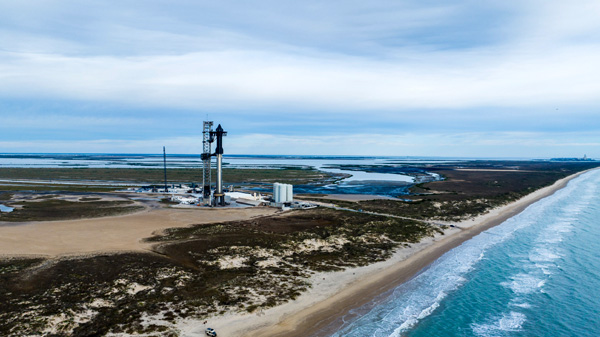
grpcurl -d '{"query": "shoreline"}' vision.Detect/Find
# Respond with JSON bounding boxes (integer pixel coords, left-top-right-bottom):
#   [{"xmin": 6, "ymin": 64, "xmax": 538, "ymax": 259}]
[{"xmin": 200, "ymin": 169, "xmax": 592, "ymax": 337}]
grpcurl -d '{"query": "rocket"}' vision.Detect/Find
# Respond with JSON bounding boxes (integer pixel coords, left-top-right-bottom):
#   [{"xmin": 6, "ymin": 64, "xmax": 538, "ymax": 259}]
[
  {"xmin": 212, "ymin": 124, "xmax": 227, "ymax": 206},
  {"xmin": 214, "ymin": 124, "xmax": 226, "ymax": 155}
]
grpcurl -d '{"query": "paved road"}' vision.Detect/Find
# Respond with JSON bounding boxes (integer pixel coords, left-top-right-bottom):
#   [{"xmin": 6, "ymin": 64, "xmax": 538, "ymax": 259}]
[{"xmin": 310, "ymin": 200, "xmax": 450, "ymax": 227}]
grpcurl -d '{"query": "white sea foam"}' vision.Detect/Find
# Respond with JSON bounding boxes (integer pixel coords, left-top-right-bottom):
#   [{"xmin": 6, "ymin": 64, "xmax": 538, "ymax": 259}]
[
  {"xmin": 535, "ymin": 263, "xmax": 553, "ymax": 275},
  {"xmin": 501, "ymin": 273, "xmax": 545, "ymax": 294},
  {"xmin": 511, "ymin": 301, "xmax": 532, "ymax": 309},
  {"xmin": 389, "ymin": 292, "xmax": 445, "ymax": 336},
  {"xmin": 498, "ymin": 312, "xmax": 526, "ymax": 331},
  {"xmin": 529, "ymin": 247, "xmax": 562, "ymax": 263},
  {"xmin": 472, "ymin": 311, "xmax": 526, "ymax": 336},
  {"xmin": 547, "ymin": 223, "xmax": 573, "ymax": 235}
]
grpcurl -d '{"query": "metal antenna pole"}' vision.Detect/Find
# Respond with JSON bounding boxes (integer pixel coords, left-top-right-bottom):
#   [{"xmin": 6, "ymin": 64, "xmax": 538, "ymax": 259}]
[{"xmin": 163, "ymin": 146, "xmax": 168, "ymax": 193}]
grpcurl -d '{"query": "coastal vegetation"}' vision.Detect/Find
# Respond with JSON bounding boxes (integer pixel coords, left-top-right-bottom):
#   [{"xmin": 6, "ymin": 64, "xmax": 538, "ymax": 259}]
[
  {"xmin": 0, "ymin": 209, "xmax": 439, "ymax": 336},
  {"xmin": 0, "ymin": 183, "xmax": 121, "ymax": 193}
]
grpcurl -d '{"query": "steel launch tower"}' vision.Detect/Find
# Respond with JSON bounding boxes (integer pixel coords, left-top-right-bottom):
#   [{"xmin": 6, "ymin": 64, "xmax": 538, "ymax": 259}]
[
  {"xmin": 201, "ymin": 121, "xmax": 214, "ymax": 202},
  {"xmin": 200, "ymin": 121, "xmax": 227, "ymax": 206}
]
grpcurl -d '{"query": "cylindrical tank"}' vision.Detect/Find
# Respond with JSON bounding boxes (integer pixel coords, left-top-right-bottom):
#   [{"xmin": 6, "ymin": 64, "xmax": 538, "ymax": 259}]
[
  {"xmin": 286, "ymin": 184, "xmax": 293, "ymax": 202},
  {"xmin": 277, "ymin": 183, "xmax": 286, "ymax": 203},
  {"xmin": 273, "ymin": 183, "xmax": 280, "ymax": 202}
]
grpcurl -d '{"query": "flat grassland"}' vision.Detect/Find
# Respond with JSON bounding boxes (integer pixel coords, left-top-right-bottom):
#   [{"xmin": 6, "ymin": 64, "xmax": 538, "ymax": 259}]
[{"xmin": 0, "ymin": 167, "xmax": 332, "ymax": 185}]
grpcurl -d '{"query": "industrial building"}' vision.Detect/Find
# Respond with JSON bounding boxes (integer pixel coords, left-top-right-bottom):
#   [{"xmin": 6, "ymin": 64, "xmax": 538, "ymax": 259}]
[
  {"xmin": 273, "ymin": 183, "xmax": 293, "ymax": 203},
  {"xmin": 139, "ymin": 120, "xmax": 315, "ymax": 210}
]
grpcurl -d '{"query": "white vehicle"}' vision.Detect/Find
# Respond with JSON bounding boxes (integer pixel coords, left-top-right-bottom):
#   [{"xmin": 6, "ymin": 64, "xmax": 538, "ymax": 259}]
[{"xmin": 205, "ymin": 327, "xmax": 217, "ymax": 337}]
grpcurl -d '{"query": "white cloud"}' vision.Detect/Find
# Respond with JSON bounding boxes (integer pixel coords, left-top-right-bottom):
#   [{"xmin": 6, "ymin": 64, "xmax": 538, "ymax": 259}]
[
  {"xmin": 0, "ymin": 114, "xmax": 153, "ymax": 129},
  {"xmin": 1, "ymin": 1, "xmax": 600, "ymax": 157},
  {"xmin": 1, "ymin": 41, "xmax": 600, "ymax": 112},
  {"xmin": 0, "ymin": 1, "xmax": 598, "ymax": 113}
]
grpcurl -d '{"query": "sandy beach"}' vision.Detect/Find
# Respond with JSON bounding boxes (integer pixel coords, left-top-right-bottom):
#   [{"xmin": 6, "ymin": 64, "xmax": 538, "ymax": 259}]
[{"xmin": 194, "ymin": 169, "xmax": 592, "ymax": 337}]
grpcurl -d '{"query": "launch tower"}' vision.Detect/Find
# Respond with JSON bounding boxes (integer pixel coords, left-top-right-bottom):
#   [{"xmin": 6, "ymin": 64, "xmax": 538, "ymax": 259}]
[
  {"xmin": 201, "ymin": 121, "xmax": 214, "ymax": 203},
  {"xmin": 200, "ymin": 121, "xmax": 227, "ymax": 206}
]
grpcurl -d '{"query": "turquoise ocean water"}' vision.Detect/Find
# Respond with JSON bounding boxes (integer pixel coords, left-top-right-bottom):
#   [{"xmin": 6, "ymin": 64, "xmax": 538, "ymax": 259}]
[{"xmin": 329, "ymin": 169, "xmax": 600, "ymax": 337}]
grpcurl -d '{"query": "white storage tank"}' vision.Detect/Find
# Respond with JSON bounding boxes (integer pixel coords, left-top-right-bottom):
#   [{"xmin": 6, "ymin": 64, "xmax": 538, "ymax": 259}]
[
  {"xmin": 285, "ymin": 184, "xmax": 293, "ymax": 202},
  {"xmin": 273, "ymin": 183, "xmax": 280, "ymax": 202},
  {"xmin": 273, "ymin": 182, "xmax": 293, "ymax": 203},
  {"xmin": 277, "ymin": 183, "xmax": 286, "ymax": 203}
]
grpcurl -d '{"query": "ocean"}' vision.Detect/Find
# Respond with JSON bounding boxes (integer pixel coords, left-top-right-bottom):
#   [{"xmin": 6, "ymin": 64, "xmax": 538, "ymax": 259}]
[{"xmin": 329, "ymin": 169, "xmax": 600, "ymax": 336}]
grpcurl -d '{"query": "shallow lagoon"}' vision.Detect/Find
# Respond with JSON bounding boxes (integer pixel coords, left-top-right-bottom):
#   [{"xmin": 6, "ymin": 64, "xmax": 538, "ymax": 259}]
[
  {"xmin": 0, "ymin": 204, "xmax": 14, "ymax": 213},
  {"xmin": 0, "ymin": 154, "xmax": 433, "ymax": 196}
]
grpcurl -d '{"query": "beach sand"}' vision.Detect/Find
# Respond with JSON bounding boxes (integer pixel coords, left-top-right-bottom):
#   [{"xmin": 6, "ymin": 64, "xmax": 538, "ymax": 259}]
[{"xmin": 191, "ymin": 169, "xmax": 591, "ymax": 337}]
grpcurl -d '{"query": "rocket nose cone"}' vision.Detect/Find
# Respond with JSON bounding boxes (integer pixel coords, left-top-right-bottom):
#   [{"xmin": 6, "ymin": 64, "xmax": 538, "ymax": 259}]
[{"xmin": 216, "ymin": 124, "xmax": 223, "ymax": 132}]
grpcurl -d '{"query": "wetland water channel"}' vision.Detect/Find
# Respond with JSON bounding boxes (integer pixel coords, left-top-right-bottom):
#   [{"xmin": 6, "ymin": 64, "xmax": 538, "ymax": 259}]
[{"xmin": 0, "ymin": 154, "xmax": 443, "ymax": 197}]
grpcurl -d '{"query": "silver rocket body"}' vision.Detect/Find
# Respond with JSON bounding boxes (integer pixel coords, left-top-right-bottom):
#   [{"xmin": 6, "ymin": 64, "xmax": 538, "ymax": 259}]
[
  {"xmin": 211, "ymin": 124, "xmax": 227, "ymax": 206},
  {"xmin": 216, "ymin": 154, "xmax": 223, "ymax": 205}
]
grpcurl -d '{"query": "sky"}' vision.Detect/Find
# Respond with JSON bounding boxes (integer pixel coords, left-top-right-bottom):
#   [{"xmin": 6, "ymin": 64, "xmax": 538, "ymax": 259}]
[{"xmin": 0, "ymin": 0, "xmax": 599, "ymax": 157}]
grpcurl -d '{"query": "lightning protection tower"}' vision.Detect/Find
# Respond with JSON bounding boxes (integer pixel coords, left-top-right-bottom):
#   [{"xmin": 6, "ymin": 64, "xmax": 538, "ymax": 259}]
[{"xmin": 201, "ymin": 121, "xmax": 214, "ymax": 203}]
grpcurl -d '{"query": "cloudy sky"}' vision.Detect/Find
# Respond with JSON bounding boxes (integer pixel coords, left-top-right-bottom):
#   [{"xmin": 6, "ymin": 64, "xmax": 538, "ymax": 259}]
[{"xmin": 1, "ymin": 0, "xmax": 599, "ymax": 157}]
